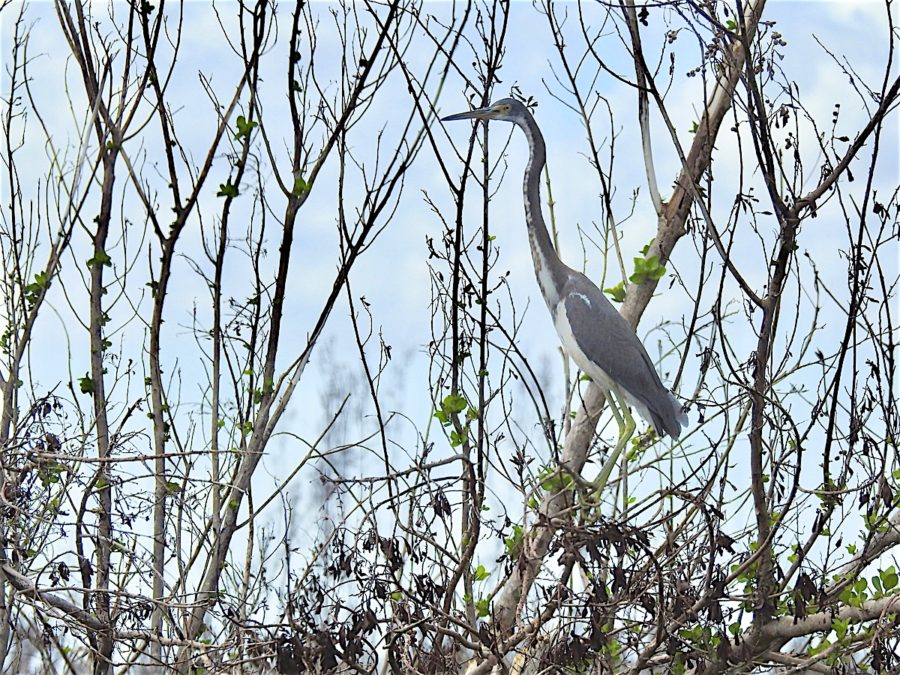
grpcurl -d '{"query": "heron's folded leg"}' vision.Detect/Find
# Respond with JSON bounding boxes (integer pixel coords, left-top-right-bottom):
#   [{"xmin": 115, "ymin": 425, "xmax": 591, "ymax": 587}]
[
  {"xmin": 591, "ymin": 388, "xmax": 636, "ymax": 498},
  {"xmin": 616, "ymin": 391, "xmax": 636, "ymax": 451}
]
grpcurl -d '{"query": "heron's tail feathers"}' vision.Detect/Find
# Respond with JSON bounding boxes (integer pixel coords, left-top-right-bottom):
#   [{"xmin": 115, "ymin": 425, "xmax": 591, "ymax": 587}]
[
  {"xmin": 668, "ymin": 393, "xmax": 688, "ymax": 439},
  {"xmin": 648, "ymin": 391, "xmax": 687, "ymax": 440}
]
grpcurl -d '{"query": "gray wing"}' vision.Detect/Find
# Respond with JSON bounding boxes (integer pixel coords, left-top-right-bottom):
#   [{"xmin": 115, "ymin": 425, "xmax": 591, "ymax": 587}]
[{"xmin": 561, "ymin": 273, "xmax": 684, "ymax": 438}]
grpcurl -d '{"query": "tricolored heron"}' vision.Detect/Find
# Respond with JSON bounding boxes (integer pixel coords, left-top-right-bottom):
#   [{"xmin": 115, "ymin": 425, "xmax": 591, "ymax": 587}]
[{"xmin": 442, "ymin": 97, "xmax": 686, "ymax": 490}]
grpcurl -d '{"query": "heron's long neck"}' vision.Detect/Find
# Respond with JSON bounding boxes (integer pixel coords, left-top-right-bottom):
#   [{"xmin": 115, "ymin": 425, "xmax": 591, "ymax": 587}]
[{"xmin": 519, "ymin": 115, "xmax": 567, "ymax": 308}]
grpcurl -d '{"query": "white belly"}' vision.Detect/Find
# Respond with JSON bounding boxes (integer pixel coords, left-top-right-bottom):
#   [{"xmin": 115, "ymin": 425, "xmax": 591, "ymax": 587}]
[{"xmin": 554, "ymin": 300, "xmax": 615, "ymax": 389}]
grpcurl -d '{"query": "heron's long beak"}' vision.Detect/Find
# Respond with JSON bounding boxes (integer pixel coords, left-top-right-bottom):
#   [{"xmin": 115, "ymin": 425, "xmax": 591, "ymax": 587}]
[{"xmin": 441, "ymin": 106, "xmax": 493, "ymax": 122}]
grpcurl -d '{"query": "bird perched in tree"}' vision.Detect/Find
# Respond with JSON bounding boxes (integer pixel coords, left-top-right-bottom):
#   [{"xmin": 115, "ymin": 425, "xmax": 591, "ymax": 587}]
[{"xmin": 442, "ymin": 97, "xmax": 686, "ymax": 486}]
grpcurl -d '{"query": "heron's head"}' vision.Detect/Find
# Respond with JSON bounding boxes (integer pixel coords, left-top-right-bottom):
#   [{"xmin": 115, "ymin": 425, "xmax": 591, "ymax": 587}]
[{"xmin": 441, "ymin": 97, "xmax": 529, "ymax": 124}]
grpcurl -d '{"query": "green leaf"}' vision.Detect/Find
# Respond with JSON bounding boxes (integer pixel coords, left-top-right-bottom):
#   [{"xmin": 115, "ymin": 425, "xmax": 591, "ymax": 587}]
[
  {"xmin": 442, "ymin": 393, "xmax": 467, "ymax": 415},
  {"xmin": 629, "ymin": 255, "xmax": 666, "ymax": 285},
  {"xmin": 86, "ymin": 249, "xmax": 112, "ymax": 268},
  {"xmin": 40, "ymin": 471, "xmax": 59, "ymax": 486},
  {"xmin": 537, "ymin": 466, "xmax": 572, "ymax": 493},
  {"xmin": 165, "ymin": 481, "xmax": 181, "ymax": 493},
  {"xmin": 292, "ymin": 175, "xmax": 309, "ymax": 197},
  {"xmin": 725, "ymin": 19, "xmax": 737, "ymax": 31},
  {"xmin": 25, "ymin": 271, "xmax": 51, "ymax": 304},
  {"xmin": 78, "ymin": 375, "xmax": 94, "ymax": 394},
  {"xmin": 433, "ymin": 409, "xmax": 449, "ymax": 425},
  {"xmin": 839, "ymin": 587, "xmax": 852, "ymax": 605},
  {"xmin": 217, "ymin": 180, "xmax": 239, "ymax": 198},
  {"xmin": 881, "ymin": 566, "xmax": 898, "ymax": 590},
  {"xmin": 832, "ymin": 617, "xmax": 849, "ymax": 640},
  {"xmin": 604, "ymin": 281, "xmax": 626, "ymax": 303},
  {"xmin": 504, "ymin": 524, "xmax": 524, "ymax": 557},
  {"xmin": 473, "ymin": 564, "xmax": 490, "ymax": 582},
  {"xmin": 233, "ymin": 114, "xmax": 258, "ymax": 140},
  {"xmin": 689, "ymin": 121, "xmax": 699, "ymax": 134},
  {"xmin": 449, "ymin": 429, "xmax": 467, "ymax": 447},
  {"xmin": 475, "ymin": 597, "xmax": 490, "ymax": 618},
  {"xmin": 95, "ymin": 477, "xmax": 108, "ymax": 489}
]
